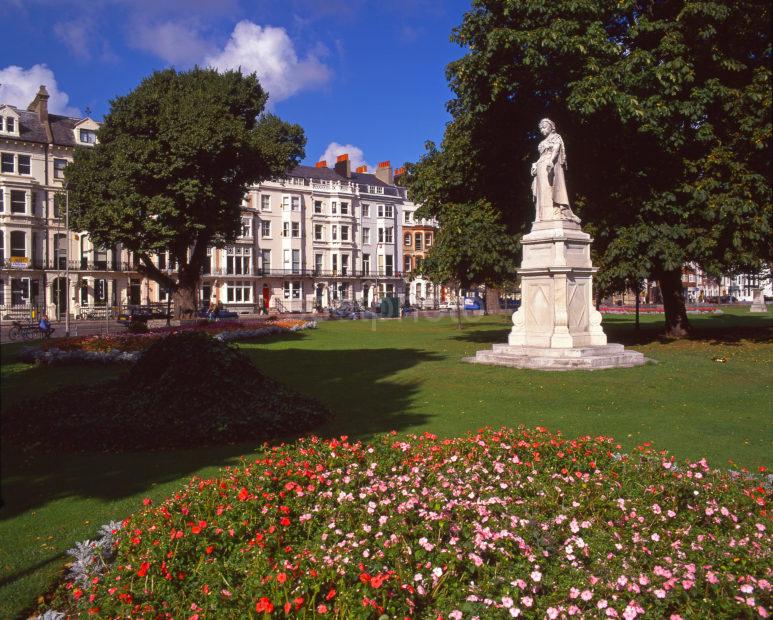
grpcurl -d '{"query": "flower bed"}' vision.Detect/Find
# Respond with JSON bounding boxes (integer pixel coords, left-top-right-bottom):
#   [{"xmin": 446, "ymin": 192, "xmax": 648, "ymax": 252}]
[
  {"xmin": 19, "ymin": 320, "xmax": 316, "ymax": 365},
  {"xmin": 44, "ymin": 427, "xmax": 771, "ymax": 618}
]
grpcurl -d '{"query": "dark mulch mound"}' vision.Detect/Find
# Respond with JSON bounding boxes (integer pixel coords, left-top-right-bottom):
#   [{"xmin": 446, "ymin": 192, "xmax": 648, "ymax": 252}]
[{"xmin": 5, "ymin": 332, "xmax": 330, "ymax": 451}]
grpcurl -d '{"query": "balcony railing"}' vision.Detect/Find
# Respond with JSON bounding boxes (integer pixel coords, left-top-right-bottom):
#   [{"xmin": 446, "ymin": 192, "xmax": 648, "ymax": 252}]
[{"xmin": 0, "ymin": 259, "xmax": 139, "ymax": 272}]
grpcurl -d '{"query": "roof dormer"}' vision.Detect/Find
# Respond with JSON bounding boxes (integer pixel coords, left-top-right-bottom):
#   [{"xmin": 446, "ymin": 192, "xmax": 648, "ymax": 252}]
[
  {"xmin": 0, "ymin": 105, "xmax": 21, "ymax": 137},
  {"xmin": 74, "ymin": 117, "xmax": 99, "ymax": 146}
]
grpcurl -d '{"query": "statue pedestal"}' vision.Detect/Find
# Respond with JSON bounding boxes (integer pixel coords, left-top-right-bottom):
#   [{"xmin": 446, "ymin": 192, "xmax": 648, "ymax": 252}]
[
  {"xmin": 465, "ymin": 219, "xmax": 646, "ymax": 371},
  {"xmin": 750, "ymin": 289, "xmax": 768, "ymax": 313}
]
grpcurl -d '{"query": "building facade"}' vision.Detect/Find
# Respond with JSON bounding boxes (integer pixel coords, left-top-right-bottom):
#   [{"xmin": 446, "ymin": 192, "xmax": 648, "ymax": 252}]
[
  {"xmin": 401, "ymin": 196, "xmax": 441, "ymax": 307},
  {"xmin": 198, "ymin": 155, "xmax": 407, "ymax": 313},
  {"xmin": 0, "ymin": 86, "xmax": 136, "ymax": 320},
  {"xmin": 1, "ymin": 88, "xmax": 413, "ymax": 320}
]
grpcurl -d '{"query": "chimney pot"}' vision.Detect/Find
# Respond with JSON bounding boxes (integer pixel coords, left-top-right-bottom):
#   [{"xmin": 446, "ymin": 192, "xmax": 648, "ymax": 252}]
[
  {"xmin": 315, "ymin": 160, "xmax": 327, "ymax": 168},
  {"xmin": 355, "ymin": 165, "xmax": 368, "ymax": 173},
  {"xmin": 375, "ymin": 160, "xmax": 393, "ymax": 185},
  {"xmin": 334, "ymin": 153, "xmax": 352, "ymax": 179}
]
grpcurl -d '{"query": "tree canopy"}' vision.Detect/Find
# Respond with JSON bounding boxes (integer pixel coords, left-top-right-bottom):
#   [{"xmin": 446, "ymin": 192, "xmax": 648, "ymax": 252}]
[
  {"xmin": 66, "ymin": 67, "xmax": 306, "ymax": 316},
  {"xmin": 408, "ymin": 0, "xmax": 772, "ymax": 336}
]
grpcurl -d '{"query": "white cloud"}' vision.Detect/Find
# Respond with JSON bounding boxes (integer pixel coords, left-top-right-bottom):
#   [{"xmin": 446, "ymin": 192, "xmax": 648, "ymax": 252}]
[
  {"xmin": 129, "ymin": 20, "xmax": 216, "ymax": 65},
  {"xmin": 54, "ymin": 19, "xmax": 93, "ymax": 60},
  {"xmin": 0, "ymin": 64, "xmax": 80, "ymax": 117},
  {"xmin": 319, "ymin": 142, "xmax": 371, "ymax": 172},
  {"xmin": 205, "ymin": 21, "xmax": 331, "ymax": 102}
]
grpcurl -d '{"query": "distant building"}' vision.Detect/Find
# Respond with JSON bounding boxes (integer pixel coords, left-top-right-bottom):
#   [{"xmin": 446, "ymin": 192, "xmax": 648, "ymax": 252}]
[{"xmin": 401, "ymin": 195, "xmax": 441, "ymax": 307}]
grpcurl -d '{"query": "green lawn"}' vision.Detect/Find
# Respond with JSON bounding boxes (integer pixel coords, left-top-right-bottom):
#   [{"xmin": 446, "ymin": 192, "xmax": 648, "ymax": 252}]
[{"xmin": 1, "ymin": 308, "xmax": 771, "ymax": 618}]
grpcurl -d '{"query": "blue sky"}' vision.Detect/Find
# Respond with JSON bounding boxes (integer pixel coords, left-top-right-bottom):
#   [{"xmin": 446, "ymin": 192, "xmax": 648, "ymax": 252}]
[{"xmin": 0, "ymin": 0, "xmax": 471, "ymax": 171}]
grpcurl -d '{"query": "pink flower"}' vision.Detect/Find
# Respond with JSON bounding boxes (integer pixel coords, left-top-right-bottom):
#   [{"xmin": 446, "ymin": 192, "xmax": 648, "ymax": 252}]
[
  {"xmin": 623, "ymin": 605, "xmax": 639, "ymax": 620},
  {"xmin": 597, "ymin": 600, "xmax": 608, "ymax": 609},
  {"xmin": 654, "ymin": 589, "xmax": 666, "ymax": 599},
  {"xmin": 581, "ymin": 590, "xmax": 593, "ymax": 601},
  {"xmin": 681, "ymin": 580, "xmax": 694, "ymax": 590},
  {"xmin": 449, "ymin": 612, "xmax": 463, "ymax": 620},
  {"xmin": 547, "ymin": 607, "xmax": 559, "ymax": 619},
  {"xmin": 522, "ymin": 596, "xmax": 533, "ymax": 608},
  {"xmin": 530, "ymin": 570, "xmax": 542, "ymax": 582}
]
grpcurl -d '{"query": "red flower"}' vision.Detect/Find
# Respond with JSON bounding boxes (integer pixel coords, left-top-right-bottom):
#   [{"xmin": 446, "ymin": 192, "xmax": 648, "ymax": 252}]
[
  {"xmin": 256, "ymin": 597, "xmax": 275, "ymax": 613},
  {"xmin": 359, "ymin": 572, "xmax": 371, "ymax": 584},
  {"xmin": 370, "ymin": 574, "xmax": 384, "ymax": 589},
  {"xmin": 280, "ymin": 517, "xmax": 291, "ymax": 527},
  {"xmin": 205, "ymin": 545, "xmax": 215, "ymax": 555},
  {"xmin": 136, "ymin": 562, "xmax": 150, "ymax": 577},
  {"xmin": 142, "ymin": 498, "xmax": 152, "ymax": 506},
  {"xmin": 325, "ymin": 588, "xmax": 336, "ymax": 601},
  {"xmin": 237, "ymin": 487, "xmax": 249, "ymax": 501},
  {"xmin": 276, "ymin": 572, "xmax": 287, "ymax": 583}
]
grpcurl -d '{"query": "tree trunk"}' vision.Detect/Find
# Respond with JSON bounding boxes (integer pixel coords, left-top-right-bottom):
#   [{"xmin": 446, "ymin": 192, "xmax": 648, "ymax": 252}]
[
  {"xmin": 173, "ymin": 284, "xmax": 198, "ymax": 321},
  {"xmin": 485, "ymin": 286, "xmax": 501, "ymax": 315},
  {"xmin": 658, "ymin": 269, "xmax": 690, "ymax": 338},
  {"xmin": 174, "ymin": 268, "xmax": 200, "ymax": 320}
]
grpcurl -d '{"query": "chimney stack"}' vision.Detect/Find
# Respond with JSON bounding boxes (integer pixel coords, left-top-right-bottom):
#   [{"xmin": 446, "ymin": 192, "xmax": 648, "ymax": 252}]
[
  {"xmin": 315, "ymin": 160, "xmax": 327, "ymax": 168},
  {"xmin": 355, "ymin": 165, "xmax": 368, "ymax": 173},
  {"xmin": 375, "ymin": 160, "xmax": 393, "ymax": 185},
  {"xmin": 334, "ymin": 153, "xmax": 351, "ymax": 178},
  {"xmin": 27, "ymin": 85, "xmax": 50, "ymax": 125}
]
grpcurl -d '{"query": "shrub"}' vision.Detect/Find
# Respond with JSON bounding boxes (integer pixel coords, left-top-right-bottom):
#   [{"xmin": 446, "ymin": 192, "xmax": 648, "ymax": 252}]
[
  {"xmin": 7, "ymin": 332, "xmax": 329, "ymax": 451},
  {"xmin": 45, "ymin": 428, "xmax": 771, "ymax": 618},
  {"xmin": 127, "ymin": 320, "xmax": 149, "ymax": 334}
]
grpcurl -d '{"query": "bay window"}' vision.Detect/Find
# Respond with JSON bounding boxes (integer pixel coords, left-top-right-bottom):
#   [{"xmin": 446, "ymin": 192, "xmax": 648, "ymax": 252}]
[
  {"xmin": 226, "ymin": 246, "xmax": 251, "ymax": 275},
  {"xmin": 226, "ymin": 281, "xmax": 252, "ymax": 303}
]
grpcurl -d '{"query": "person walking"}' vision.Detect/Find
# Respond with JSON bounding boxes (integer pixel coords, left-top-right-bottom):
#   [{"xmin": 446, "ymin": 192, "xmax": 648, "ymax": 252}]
[{"xmin": 38, "ymin": 314, "xmax": 54, "ymax": 338}]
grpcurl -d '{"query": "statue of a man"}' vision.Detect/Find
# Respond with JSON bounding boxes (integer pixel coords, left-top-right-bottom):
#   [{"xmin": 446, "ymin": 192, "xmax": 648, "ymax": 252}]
[{"xmin": 530, "ymin": 119, "xmax": 581, "ymax": 223}]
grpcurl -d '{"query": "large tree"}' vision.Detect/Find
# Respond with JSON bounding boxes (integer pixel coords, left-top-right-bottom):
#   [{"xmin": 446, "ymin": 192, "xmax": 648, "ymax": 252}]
[
  {"xmin": 408, "ymin": 0, "xmax": 772, "ymax": 337},
  {"xmin": 66, "ymin": 67, "xmax": 305, "ymax": 318}
]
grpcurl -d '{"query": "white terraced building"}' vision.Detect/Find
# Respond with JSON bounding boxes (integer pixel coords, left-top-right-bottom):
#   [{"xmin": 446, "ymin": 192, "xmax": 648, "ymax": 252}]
[
  {"xmin": 202, "ymin": 155, "xmax": 409, "ymax": 313},
  {"xmin": 0, "ymin": 87, "xmax": 415, "ymax": 319}
]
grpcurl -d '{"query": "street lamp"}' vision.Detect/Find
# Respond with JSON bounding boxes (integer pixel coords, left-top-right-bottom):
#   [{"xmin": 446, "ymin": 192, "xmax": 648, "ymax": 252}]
[{"xmin": 64, "ymin": 188, "xmax": 70, "ymax": 337}]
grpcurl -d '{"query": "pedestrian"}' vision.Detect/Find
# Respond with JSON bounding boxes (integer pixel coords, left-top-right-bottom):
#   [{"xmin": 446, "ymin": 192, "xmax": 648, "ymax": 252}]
[{"xmin": 39, "ymin": 314, "xmax": 54, "ymax": 338}]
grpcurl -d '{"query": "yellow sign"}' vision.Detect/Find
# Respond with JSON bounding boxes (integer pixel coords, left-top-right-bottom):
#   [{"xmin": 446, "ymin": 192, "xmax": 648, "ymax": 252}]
[{"xmin": 9, "ymin": 256, "xmax": 30, "ymax": 268}]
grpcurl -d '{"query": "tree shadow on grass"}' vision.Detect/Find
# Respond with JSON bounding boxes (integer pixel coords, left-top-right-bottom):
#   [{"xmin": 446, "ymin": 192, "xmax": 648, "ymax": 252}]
[
  {"xmin": 450, "ymin": 313, "xmax": 772, "ymax": 348},
  {"xmin": 0, "ymin": 347, "xmax": 439, "ymax": 521}
]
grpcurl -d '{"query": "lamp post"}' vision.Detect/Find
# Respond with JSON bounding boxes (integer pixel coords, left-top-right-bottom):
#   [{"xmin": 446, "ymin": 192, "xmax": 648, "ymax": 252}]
[{"xmin": 64, "ymin": 189, "xmax": 70, "ymax": 337}]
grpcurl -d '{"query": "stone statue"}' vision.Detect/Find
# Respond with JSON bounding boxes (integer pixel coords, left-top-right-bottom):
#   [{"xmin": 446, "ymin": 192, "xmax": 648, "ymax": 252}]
[{"xmin": 530, "ymin": 119, "xmax": 580, "ymax": 223}]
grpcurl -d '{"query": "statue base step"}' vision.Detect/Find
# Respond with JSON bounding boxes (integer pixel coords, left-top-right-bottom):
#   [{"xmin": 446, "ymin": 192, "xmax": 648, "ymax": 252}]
[{"xmin": 464, "ymin": 343, "xmax": 647, "ymax": 371}]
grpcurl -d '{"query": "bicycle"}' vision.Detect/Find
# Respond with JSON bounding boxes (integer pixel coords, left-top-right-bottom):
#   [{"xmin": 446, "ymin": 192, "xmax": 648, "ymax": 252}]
[{"xmin": 8, "ymin": 320, "xmax": 39, "ymax": 341}]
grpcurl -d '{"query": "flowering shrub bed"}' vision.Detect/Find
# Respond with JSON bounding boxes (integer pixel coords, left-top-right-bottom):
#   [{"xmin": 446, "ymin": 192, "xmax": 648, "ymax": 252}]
[
  {"xmin": 20, "ymin": 320, "xmax": 315, "ymax": 365},
  {"xmin": 47, "ymin": 427, "xmax": 771, "ymax": 618},
  {"xmin": 9, "ymin": 332, "xmax": 330, "ymax": 451}
]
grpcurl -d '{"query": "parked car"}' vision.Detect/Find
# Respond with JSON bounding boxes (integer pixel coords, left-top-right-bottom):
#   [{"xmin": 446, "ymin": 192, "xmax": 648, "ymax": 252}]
[
  {"xmin": 328, "ymin": 301, "xmax": 378, "ymax": 320},
  {"xmin": 464, "ymin": 296, "xmax": 483, "ymax": 310},
  {"xmin": 117, "ymin": 305, "xmax": 171, "ymax": 323},
  {"xmin": 198, "ymin": 304, "xmax": 239, "ymax": 320}
]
